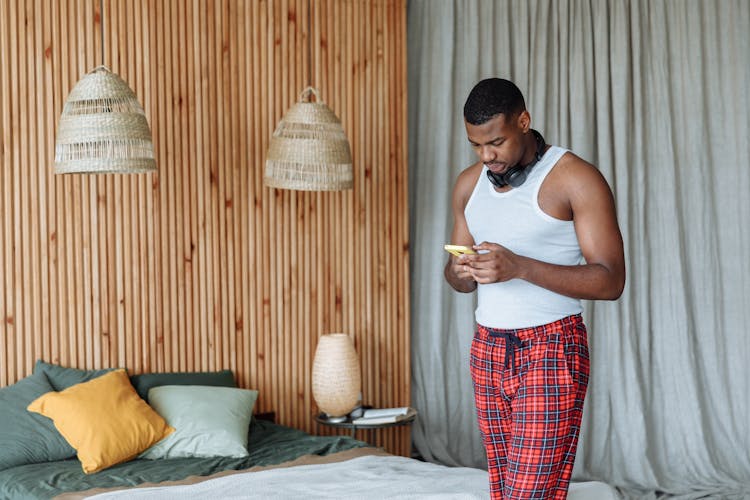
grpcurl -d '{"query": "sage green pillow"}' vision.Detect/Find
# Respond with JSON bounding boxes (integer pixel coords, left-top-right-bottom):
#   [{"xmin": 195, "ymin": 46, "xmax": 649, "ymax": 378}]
[
  {"xmin": 0, "ymin": 371, "xmax": 76, "ymax": 470},
  {"xmin": 139, "ymin": 385, "xmax": 258, "ymax": 460},
  {"xmin": 34, "ymin": 359, "xmax": 115, "ymax": 391},
  {"xmin": 129, "ymin": 370, "xmax": 236, "ymax": 402}
]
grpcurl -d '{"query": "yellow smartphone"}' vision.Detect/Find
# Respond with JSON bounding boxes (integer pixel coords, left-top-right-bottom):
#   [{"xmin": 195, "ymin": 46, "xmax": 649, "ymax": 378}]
[{"xmin": 444, "ymin": 244, "xmax": 476, "ymax": 257}]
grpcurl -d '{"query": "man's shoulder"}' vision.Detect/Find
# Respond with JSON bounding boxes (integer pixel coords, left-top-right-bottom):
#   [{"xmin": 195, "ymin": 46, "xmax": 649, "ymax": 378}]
[
  {"xmin": 456, "ymin": 161, "xmax": 483, "ymax": 186},
  {"xmin": 554, "ymin": 150, "xmax": 595, "ymax": 172},
  {"xmin": 550, "ymin": 150, "xmax": 614, "ymax": 205},
  {"xmin": 454, "ymin": 162, "xmax": 483, "ymax": 199},
  {"xmin": 550, "ymin": 150, "xmax": 603, "ymax": 186}
]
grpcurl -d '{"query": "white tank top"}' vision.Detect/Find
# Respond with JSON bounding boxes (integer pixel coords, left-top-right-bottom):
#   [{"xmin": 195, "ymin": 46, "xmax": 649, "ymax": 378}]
[{"xmin": 464, "ymin": 146, "xmax": 583, "ymax": 329}]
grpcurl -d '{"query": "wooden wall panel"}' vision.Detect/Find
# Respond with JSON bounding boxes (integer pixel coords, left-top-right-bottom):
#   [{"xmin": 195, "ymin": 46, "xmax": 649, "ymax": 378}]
[{"xmin": 0, "ymin": 0, "xmax": 410, "ymax": 456}]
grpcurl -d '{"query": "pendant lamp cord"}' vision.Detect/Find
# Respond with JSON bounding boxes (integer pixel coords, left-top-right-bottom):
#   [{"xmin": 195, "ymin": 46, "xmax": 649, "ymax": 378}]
[
  {"xmin": 100, "ymin": 0, "xmax": 105, "ymax": 66},
  {"xmin": 307, "ymin": 0, "xmax": 312, "ymax": 91}
]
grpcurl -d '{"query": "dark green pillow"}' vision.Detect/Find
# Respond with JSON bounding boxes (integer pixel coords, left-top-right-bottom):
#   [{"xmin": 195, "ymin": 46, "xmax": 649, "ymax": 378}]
[
  {"xmin": 130, "ymin": 370, "xmax": 236, "ymax": 402},
  {"xmin": 0, "ymin": 371, "xmax": 76, "ymax": 470},
  {"xmin": 34, "ymin": 359, "xmax": 115, "ymax": 391}
]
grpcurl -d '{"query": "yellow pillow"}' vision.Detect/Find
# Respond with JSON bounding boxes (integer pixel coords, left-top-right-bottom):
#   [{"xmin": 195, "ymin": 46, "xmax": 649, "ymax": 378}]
[{"xmin": 27, "ymin": 369, "xmax": 174, "ymax": 474}]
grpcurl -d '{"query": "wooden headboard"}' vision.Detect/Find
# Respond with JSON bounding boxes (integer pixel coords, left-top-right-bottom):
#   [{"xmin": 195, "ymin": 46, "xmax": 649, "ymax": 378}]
[{"xmin": 0, "ymin": 0, "xmax": 410, "ymax": 456}]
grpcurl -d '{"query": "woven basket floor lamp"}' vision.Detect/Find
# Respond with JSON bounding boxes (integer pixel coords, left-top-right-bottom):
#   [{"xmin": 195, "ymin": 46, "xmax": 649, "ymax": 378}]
[
  {"xmin": 264, "ymin": 0, "xmax": 352, "ymax": 191},
  {"xmin": 54, "ymin": 1, "xmax": 156, "ymax": 175}
]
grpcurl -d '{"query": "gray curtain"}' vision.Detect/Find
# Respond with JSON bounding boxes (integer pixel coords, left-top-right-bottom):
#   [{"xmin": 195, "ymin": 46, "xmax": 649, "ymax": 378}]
[{"xmin": 407, "ymin": 1, "xmax": 750, "ymax": 498}]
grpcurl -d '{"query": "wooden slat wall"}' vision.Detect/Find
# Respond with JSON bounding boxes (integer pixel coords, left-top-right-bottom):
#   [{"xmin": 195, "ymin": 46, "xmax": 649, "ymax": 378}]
[{"xmin": 0, "ymin": 0, "xmax": 410, "ymax": 455}]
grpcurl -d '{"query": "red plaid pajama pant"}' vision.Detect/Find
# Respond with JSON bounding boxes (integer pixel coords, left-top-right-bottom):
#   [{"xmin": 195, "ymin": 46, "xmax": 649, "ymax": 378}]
[{"xmin": 469, "ymin": 314, "xmax": 589, "ymax": 499}]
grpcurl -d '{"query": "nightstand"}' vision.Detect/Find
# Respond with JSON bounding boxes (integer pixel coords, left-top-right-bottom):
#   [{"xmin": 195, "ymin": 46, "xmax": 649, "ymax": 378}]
[{"xmin": 314, "ymin": 409, "xmax": 417, "ymax": 442}]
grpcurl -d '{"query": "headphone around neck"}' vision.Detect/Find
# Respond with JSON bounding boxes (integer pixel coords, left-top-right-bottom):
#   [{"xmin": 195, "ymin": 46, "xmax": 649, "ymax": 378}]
[{"xmin": 486, "ymin": 129, "xmax": 547, "ymax": 189}]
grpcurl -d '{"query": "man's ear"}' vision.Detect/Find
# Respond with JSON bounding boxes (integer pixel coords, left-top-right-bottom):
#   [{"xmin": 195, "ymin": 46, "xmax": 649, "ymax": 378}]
[{"xmin": 517, "ymin": 110, "xmax": 531, "ymax": 133}]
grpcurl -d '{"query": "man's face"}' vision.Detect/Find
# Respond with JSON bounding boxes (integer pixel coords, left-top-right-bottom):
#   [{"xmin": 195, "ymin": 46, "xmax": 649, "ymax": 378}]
[{"xmin": 465, "ymin": 112, "xmax": 528, "ymax": 175}]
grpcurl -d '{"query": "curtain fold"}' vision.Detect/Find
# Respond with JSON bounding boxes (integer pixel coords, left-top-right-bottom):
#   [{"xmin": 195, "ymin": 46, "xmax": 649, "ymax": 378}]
[{"xmin": 407, "ymin": 1, "xmax": 750, "ymax": 498}]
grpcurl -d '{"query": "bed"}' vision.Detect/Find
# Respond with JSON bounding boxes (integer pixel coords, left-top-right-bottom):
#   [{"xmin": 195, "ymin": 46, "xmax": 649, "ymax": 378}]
[
  {"xmin": 53, "ymin": 453, "xmax": 618, "ymax": 500},
  {"xmin": 58, "ymin": 450, "xmax": 490, "ymax": 499},
  {"xmin": 0, "ymin": 418, "xmax": 380, "ymax": 499},
  {"xmin": 0, "ymin": 361, "xmax": 490, "ymax": 500},
  {"xmin": 0, "ymin": 361, "xmax": 619, "ymax": 500}
]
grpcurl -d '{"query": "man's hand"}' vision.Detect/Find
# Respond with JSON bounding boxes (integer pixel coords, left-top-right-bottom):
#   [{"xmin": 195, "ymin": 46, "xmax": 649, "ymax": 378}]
[
  {"xmin": 462, "ymin": 242, "xmax": 520, "ymax": 284},
  {"xmin": 444, "ymin": 250, "xmax": 478, "ymax": 293},
  {"xmin": 449, "ymin": 254, "xmax": 477, "ymax": 281}
]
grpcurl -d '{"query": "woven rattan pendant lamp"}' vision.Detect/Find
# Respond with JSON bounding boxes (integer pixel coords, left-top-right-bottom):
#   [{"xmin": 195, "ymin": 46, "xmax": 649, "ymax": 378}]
[
  {"xmin": 54, "ymin": 1, "xmax": 156, "ymax": 175},
  {"xmin": 264, "ymin": 1, "xmax": 353, "ymax": 191}
]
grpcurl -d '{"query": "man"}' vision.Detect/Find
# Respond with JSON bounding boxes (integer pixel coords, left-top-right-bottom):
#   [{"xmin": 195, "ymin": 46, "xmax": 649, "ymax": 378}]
[{"xmin": 444, "ymin": 78, "xmax": 625, "ymax": 499}]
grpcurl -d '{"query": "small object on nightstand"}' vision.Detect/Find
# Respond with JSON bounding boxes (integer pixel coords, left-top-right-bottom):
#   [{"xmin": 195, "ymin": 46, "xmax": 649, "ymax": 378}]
[
  {"xmin": 349, "ymin": 405, "xmax": 365, "ymax": 419},
  {"xmin": 321, "ymin": 413, "xmax": 347, "ymax": 423},
  {"xmin": 351, "ymin": 407, "xmax": 416, "ymax": 425}
]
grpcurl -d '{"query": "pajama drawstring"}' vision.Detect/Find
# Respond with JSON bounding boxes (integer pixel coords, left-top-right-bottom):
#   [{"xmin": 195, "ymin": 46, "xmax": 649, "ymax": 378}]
[{"xmin": 489, "ymin": 330, "xmax": 523, "ymax": 372}]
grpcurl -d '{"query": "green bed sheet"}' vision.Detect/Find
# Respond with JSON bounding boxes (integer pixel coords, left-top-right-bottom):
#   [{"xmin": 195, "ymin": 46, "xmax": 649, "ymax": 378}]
[{"xmin": 0, "ymin": 419, "xmax": 369, "ymax": 500}]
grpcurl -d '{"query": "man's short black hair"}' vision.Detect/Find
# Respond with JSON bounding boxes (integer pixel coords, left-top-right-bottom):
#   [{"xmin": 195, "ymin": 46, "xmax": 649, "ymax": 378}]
[{"xmin": 463, "ymin": 78, "xmax": 526, "ymax": 125}]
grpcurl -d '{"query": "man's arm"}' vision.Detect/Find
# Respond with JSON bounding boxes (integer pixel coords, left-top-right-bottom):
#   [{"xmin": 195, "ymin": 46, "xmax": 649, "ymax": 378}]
[
  {"xmin": 464, "ymin": 159, "xmax": 625, "ymax": 300},
  {"xmin": 444, "ymin": 166, "xmax": 481, "ymax": 293}
]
